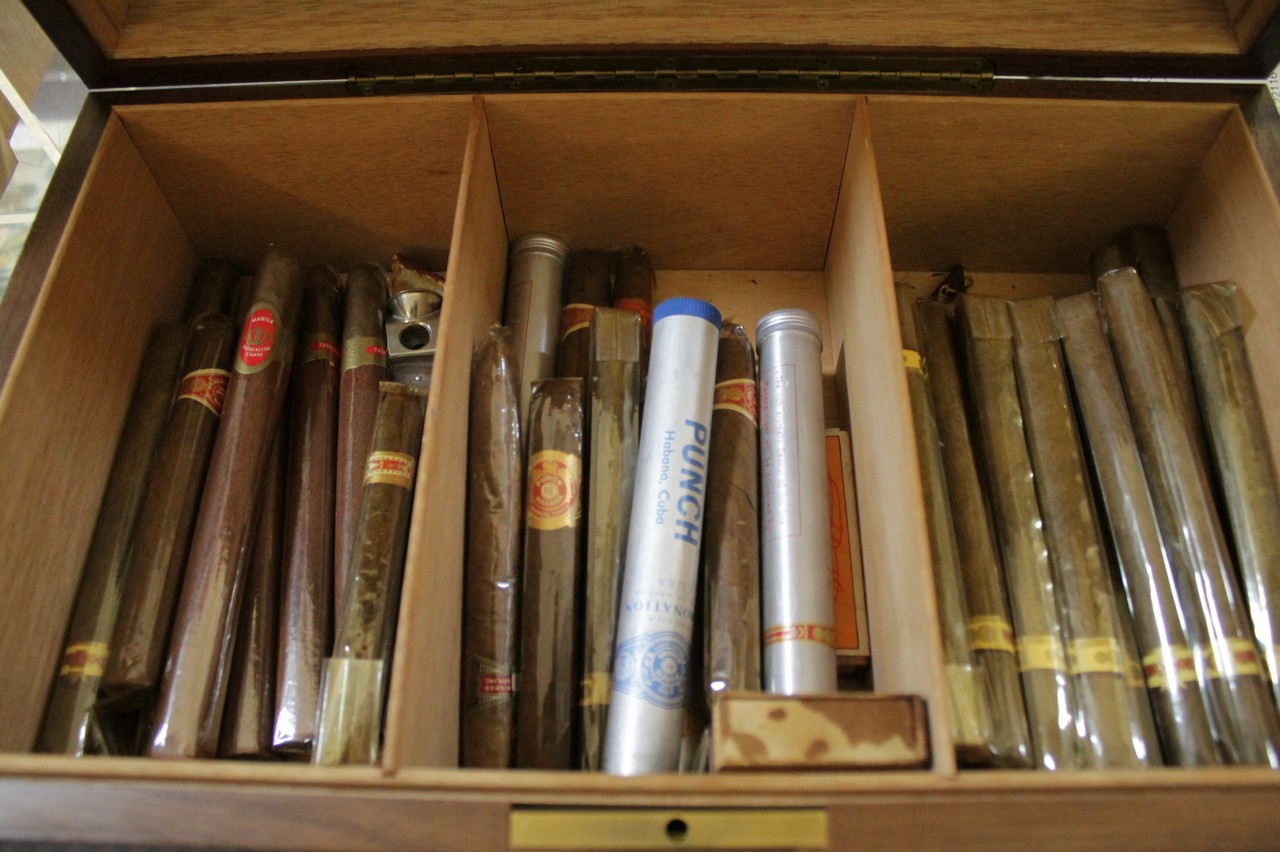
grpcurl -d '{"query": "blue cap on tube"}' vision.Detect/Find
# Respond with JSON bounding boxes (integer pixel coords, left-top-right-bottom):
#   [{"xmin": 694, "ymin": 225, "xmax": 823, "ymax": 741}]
[{"xmin": 653, "ymin": 297, "xmax": 721, "ymax": 329}]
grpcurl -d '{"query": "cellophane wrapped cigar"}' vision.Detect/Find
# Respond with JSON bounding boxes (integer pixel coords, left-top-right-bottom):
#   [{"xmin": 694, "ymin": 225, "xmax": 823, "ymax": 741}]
[
  {"xmin": 183, "ymin": 259, "xmax": 240, "ymax": 323},
  {"xmin": 37, "ymin": 323, "xmax": 187, "ymax": 756},
  {"xmin": 313, "ymin": 382, "xmax": 427, "ymax": 766},
  {"xmin": 918, "ymin": 301, "xmax": 1032, "ymax": 769},
  {"xmin": 220, "ymin": 428, "xmax": 284, "ymax": 758},
  {"xmin": 461, "ymin": 327, "xmax": 524, "ymax": 769},
  {"xmin": 1181, "ymin": 282, "xmax": 1280, "ymax": 710},
  {"xmin": 102, "ymin": 313, "xmax": 236, "ymax": 707},
  {"xmin": 1009, "ymin": 297, "xmax": 1159, "ymax": 769},
  {"xmin": 150, "ymin": 248, "xmax": 304, "ymax": 759},
  {"xmin": 274, "ymin": 267, "xmax": 341, "ymax": 754},
  {"xmin": 516, "ymin": 378, "xmax": 585, "ymax": 770},
  {"xmin": 1056, "ymin": 291, "xmax": 1219, "ymax": 766},
  {"xmin": 504, "ymin": 235, "xmax": 570, "ymax": 428},
  {"xmin": 603, "ymin": 298, "xmax": 720, "ymax": 776},
  {"xmin": 558, "ymin": 250, "xmax": 616, "ymax": 385},
  {"xmin": 612, "ymin": 246, "xmax": 655, "ymax": 395},
  {"xmin": 896, "ymin": 288, "xmax": 991, "ymax": 764},
  {"xmin": 579, "ymin": 309, "xmax": 641, "ymax": 771},
  {"xmin": 958, "ymin": 294, "xmax": 1077, "ymax": 770},
  {"xmin": 336, "ymin": 262, "xmax": 388, "ymax": 626},
  {"xmin": 1099, "ymin": 269, "xmax": 1280, "ymax": 766}
]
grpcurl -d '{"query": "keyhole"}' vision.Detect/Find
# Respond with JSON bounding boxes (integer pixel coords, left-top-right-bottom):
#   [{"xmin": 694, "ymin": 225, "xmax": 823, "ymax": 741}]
[{"xmin": 665, "ymin": 818, "xmax": 689, "ymax": 843}]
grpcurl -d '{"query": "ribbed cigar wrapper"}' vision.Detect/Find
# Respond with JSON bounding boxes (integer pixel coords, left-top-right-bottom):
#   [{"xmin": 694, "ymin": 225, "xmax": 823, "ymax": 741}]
[
  {"xmin": 150, "ymin": 248, "xmax": 304, "ymax": 759},
  {"xmin": 1099, "ymin": 270, "xmax": 1280, "ymax": 766},
  {"xmin": 1056, "ymin": 292, "xmax": 1219, "ymax": 766},
  {"xmin": 184, "ymin": 259, "xmax": 240, "ymax": 322},
  {"xmin": 604, "ymin": 298, "xmax": 720, "ymax": 776},
  {"xmin": 461, "ymin": 327, "xmax": 524, "ymax": 769},
  {"xmin": 1009, "ymin": 297, "xmax": 1159, "ymax": 769},
  {"xmin": 579, "ymin": 310, "xmax": 641, "ymax": 770},
  {"xmin": 102, "ymin": 314, "xmax": 236, "ymax": 705},
  {"xmin": 757, "ymin": 308, "xmax": 837, "ymax": 697},
  {"xmin": 1181, "ymin": 282, "xmax": 1280, "ymax": 710},
  {"xmin": 958, "ymin": 295, "xmax": 1077, "ymax": 770},
  {"xmin": 37, "ymin": 323, "xmax": 187, "ymax": 756},
  {"xmin": 702, "ymin": 323, "xmax": 761, "ymax": 704},
  {"xmin": 314, "ymin": 382, "xmax": 426, "ymax": 766},
  {"xmin": 896, "ymin": 288, "xmax": 991, "ymax": 763},
  {"xmin": 918, "ymin": 301, "xmax": 1031, "ymax": 769},
  {"xmin": 219, "ymin": 430, "xmax": 284, "ymax": 758},
  {"xmin": 274, "ymin": 268, "xmax": 341, "ymax": 754},
  {"xmin": 557, "ymin": 250, "xmax": 615, "ymax": 385},
  {"xmin": 504, "ymin": 234, "xmax": 570, "ymax": 428},
  {"xmin": 336, "ymin": 262, "xmax": 388, "ymax": 625},
  {"xmin": 516, "ymin": 378, "xmax": 585, "ymax": 770}
]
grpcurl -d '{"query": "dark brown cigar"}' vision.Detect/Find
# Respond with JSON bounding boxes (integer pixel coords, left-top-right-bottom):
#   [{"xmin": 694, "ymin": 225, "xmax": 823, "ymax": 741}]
[
  {"xmin": 461, "ymin": 327, "xmax": 524, "ymax": 769},
  {"xmin": 36, "ymin": 323, "xmax": 187, "ymax": 755},
  {"xmin": 613, "ymin": 246, "xmax": 655, "ymax": 395},
  {"xmin": 516, "ymin": 378, "xmax": 585, "ymax": 770},
  {"xmin": 101, "ymin": 314, "xmax": 236, "ymax": 705},
  {"xmin": 149, "ymin": 248, "xmax": 304, "ymax": 759},
  {"xmin": 184, "ymin": 259, "xmax": 240, "ymax": 323},
  {"xmin": 274, "ymin": 267, "xmax": 341, "ymax": 754},
  {"xmin": 557, "ymin": 250, "xmax": 616, "ymax": 384}
]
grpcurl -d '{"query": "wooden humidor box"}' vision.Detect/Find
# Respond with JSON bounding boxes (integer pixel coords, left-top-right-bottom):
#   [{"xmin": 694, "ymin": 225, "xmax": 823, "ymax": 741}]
[{"xmin": 4, "ymin": 2, "xmax": 1280, "ymax": 848}]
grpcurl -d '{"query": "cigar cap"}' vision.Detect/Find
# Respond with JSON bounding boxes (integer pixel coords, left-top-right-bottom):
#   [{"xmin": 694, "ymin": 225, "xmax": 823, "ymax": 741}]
[
  {"xmin": 1087, "ymin": 244, "xmax": 1137, "ymax": 284},
  {"xmin": 756, "ymin": 307, "xmax": 821, "ymax": 348},
  {"xmin": 655, "ymin": 297, "xmax": 722, "ymax": 329},
  {"xmin": 511, "ymin": 233, "xmax": 570, "ymax": 263}
]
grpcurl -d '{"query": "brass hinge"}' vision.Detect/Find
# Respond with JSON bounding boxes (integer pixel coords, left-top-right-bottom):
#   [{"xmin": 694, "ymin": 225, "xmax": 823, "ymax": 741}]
[{"xmin": 347, "ymin": 56, "xmax": 994, "ymax": 96}]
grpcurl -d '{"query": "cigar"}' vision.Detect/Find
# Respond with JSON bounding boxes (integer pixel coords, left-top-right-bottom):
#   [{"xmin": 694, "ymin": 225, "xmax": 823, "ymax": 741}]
[
  {"xmin": 1181, "ymin": 282, "xmax": 1280, "ymax": 710},
  {"xmin": 1009, "ymin": 297, "xmax": 1158, "ymax": 769},
  {"xmin": 36, "ymin": 323, "xmax": 187, "ymax": 756},
  {"xmin": 219, "ymin": 428, "xmax": 284, "ymax": 758},
  {"xmin": 184, "ymin": 259, "xmax": 240, "ymax": 323},
  {"xmin": 461, "ymin": 327, "xmax": 524, "ymax": 769},
  {"xmin": 336, "ymin": 262, "xmax": 388, "ymax": 627},
  {"xmin": 516, "ymin": 378, "xmax": 585, "ymax": 770},
  {"xmin": 918, "ymin": 301, "xmax": 1032, "ymax": 769},
  {"xmin": 101, "ymin": 314, "xmax": 236, "ymax": 706},
  {"xmin": 313, "ymin": 382, "xmax": 427, "ymax": 766},
  {"xmin": 557, "ymin": 250, "xmax": 616, "ymax": 384},
  {"xmin": 1099, "ymin": 269, "xmax": 1280, "ymax": 766},
  {"xmin": 274, "ymin": 267, "xmax": 341, "ymax": 754},
  {"xmin": 149, "ymin": 248, "xmax": 304, "ymax": 759},
  {"xmin": 612, "ymin": 246, "xmax": 655, "ymax": 395},
  {"xmin": 579, "ymin": 310, "xmax": 641, "ymax": 770},
  {"xmin": 897, "ymin": 287, "xmax": 991, "ymax": 765},
  {"xmin": 957, "ymin": 294, "xmax": 1077, "ymax": 770}
]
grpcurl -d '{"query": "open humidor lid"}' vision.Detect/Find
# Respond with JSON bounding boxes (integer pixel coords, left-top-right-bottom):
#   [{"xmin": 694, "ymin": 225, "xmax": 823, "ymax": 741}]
[{"xmin": 25, "ymin": 0, "xmax": 1280, "ymax": 93}]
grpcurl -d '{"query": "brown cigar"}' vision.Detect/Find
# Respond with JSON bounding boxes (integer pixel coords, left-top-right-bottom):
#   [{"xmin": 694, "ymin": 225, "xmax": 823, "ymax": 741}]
[
  {"xmin": 613, "ymin": 246, "xmax": 655, "ymax": 395},
  {"xmin": 336, "ymin": 263, "xmax": 388, "ymax": 626},
  {"xmin": 516, "ymin": 378, "xmax": 585, "ymax": 770},
  {"xmin": 219, "ymin": 428, "xmax": 285, "ymax": 758},
  {"xmin": 557, "ymin": 250, "xmax": 616, "ymax": 384},
  {"xmin": 579, "ymin": 310, "xmax": 641, "ymax": 770},
  {"xmin": 184, "ymin": 259, "xmax": 240, "ymax": 323},
  {"xmin": 461, "ymin": 327, "xmax": 524, "ymax": 769},
  {"xmin": 101, "ymin": 314, "xmax": 236, "ymax": 706},
  {"xmin": 149, "ymin": 248, "xmax": 304, "ymax": 759},
  {"xmin": 36, "ymin": 323, "xmax": 186, "ymax": 756},
  {"xmin": 313, "ymin": 382, "xmax": 427, "ymax": 766},
  {"xmin": 274, "ymin": 267, "xmax": 342, "ymax": 754}
]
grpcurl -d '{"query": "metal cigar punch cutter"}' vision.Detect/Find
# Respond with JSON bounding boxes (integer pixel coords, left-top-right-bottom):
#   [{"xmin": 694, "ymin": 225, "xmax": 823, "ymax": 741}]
[{"xmin": 385, "ymin": 255, "xmax": 445, "ymax": 394}]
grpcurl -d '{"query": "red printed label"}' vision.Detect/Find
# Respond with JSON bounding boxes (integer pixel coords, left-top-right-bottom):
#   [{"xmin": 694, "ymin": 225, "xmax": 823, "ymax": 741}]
[
  {"xmin": 365, "ymin": 451, "xmax": 416, "ymax": 489},
  {"xmin": 527, "ymin": 450, "xmax": 581, "ymax": 531},
  {"xmin": 343, "ymin": 335, "xmax": 387, "ymax": 371},
  {"xmin": 304, "ymin": 334, "xmax": 341, "ymax": 364},
  {"xmin": 763, "ymin": 623, "xmax": 837, "ymax": 649},
  {"xmin": 236, "ymin": 306, "xmax": 278, "ymax": 373},
  {"xmin": 176, "ymin": 368, "xmax": 230, "ymax": 416},
  {"xmin": 560, "ymin": 303, "xmax": 596, "ymax": 340},
  {"xmin": 713, "ymin": 378, "xmax": 758, "ymax": 423},
  {"xmin": 478, "ymin": 674, "xmax": 514, "ymax": 696}
]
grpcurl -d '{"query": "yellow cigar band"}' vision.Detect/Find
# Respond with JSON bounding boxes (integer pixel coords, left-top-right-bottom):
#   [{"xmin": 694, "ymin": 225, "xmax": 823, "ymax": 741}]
[
  {"xmin": 1141, "ymin": 645, "xmax": 1198, "ymax": 689},
  {"xmin": 581, "ymin": 672, "xmax": 611, "ymax": 707},
  {"xmin": 1068, "ymin": 637, "xmax": 1127, "ymax": 676},
  {"xmin": 1017, "ymin": 635, "xmax": 1067, "ymax": 673},
  {"xmin": 903, "ymin": 349, "xmax": 924, "ymax": 374},
  {"xmin": 59, "ymin": 641, "xmax": 109, "ymax": 678},
  {"xmin": 968, "ymin": 615, "xmax": 1016, "ymax": 654},
  {"xmin": 1205, "ymin": 637, "xmax": 1264, "ymax": 680}
]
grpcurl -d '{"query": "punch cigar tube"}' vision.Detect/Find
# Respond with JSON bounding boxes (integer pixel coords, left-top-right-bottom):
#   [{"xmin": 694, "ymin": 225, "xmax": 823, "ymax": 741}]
[
  {"xmin": 757, "ymin": 308, "xmax": 837, "ymax": 697},
  {"xmin": 1100, "ymin": 270, "xmax": 1280, "ymax": 767},
  {"xmin": 102, "ymin": 314, "xmax": 236, "ymax": 704},
  {"xmin": 1057, "ymin": 292, "xmax": 1218, "ymax": 766},
  {"xmin": 461, "ymin": 327, "xmax": 524, "ymax": 769},
  {"xmin": 558, "ymin": 249, "xmax": 615, "ymax": 384},
  {"xmin": 579, "ymin": 309, "xmax": 641, "ymax": 770},
  {"xmin": 1181, "ymin": 282, "xmax": 1280, "ymax": 709},
  {"xmin": 149, "ymin": 248, "xmax": 304, "ymax": 759},
  {"xmin": 220, "ymin": 429, "xmax": 284, "ymax": 758},
  {"xmin": 336, "ymin": 262, "xmax": 388, "ymax": 626},
  {"xmin": 503, "ymin": 234, "xmax": 570, "ymax": 428},
  {"xmin": 37, "ymin": 323, "xmax": 187, "ymax": 755},
  {"xmin": 314, "ymin": 382, "xmax": 427, "ymax": 766},
  {"xmin": 274, "ymin": 268, "xmax": 341, "ymax": 753},
  {"xmin": 603, "ymin": 297, "xmax": 721, "ymax": 776},
  {"xmin": 918, "ymin": 301, "xmax": 1032, "ymax": 769},
  {"xmin": 515, "ymin": 379, "xmax": 586, "ymax": 770},
  {"xmin": 184, "ymin": 259, "xmax": 240, "ymax": 323}
]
